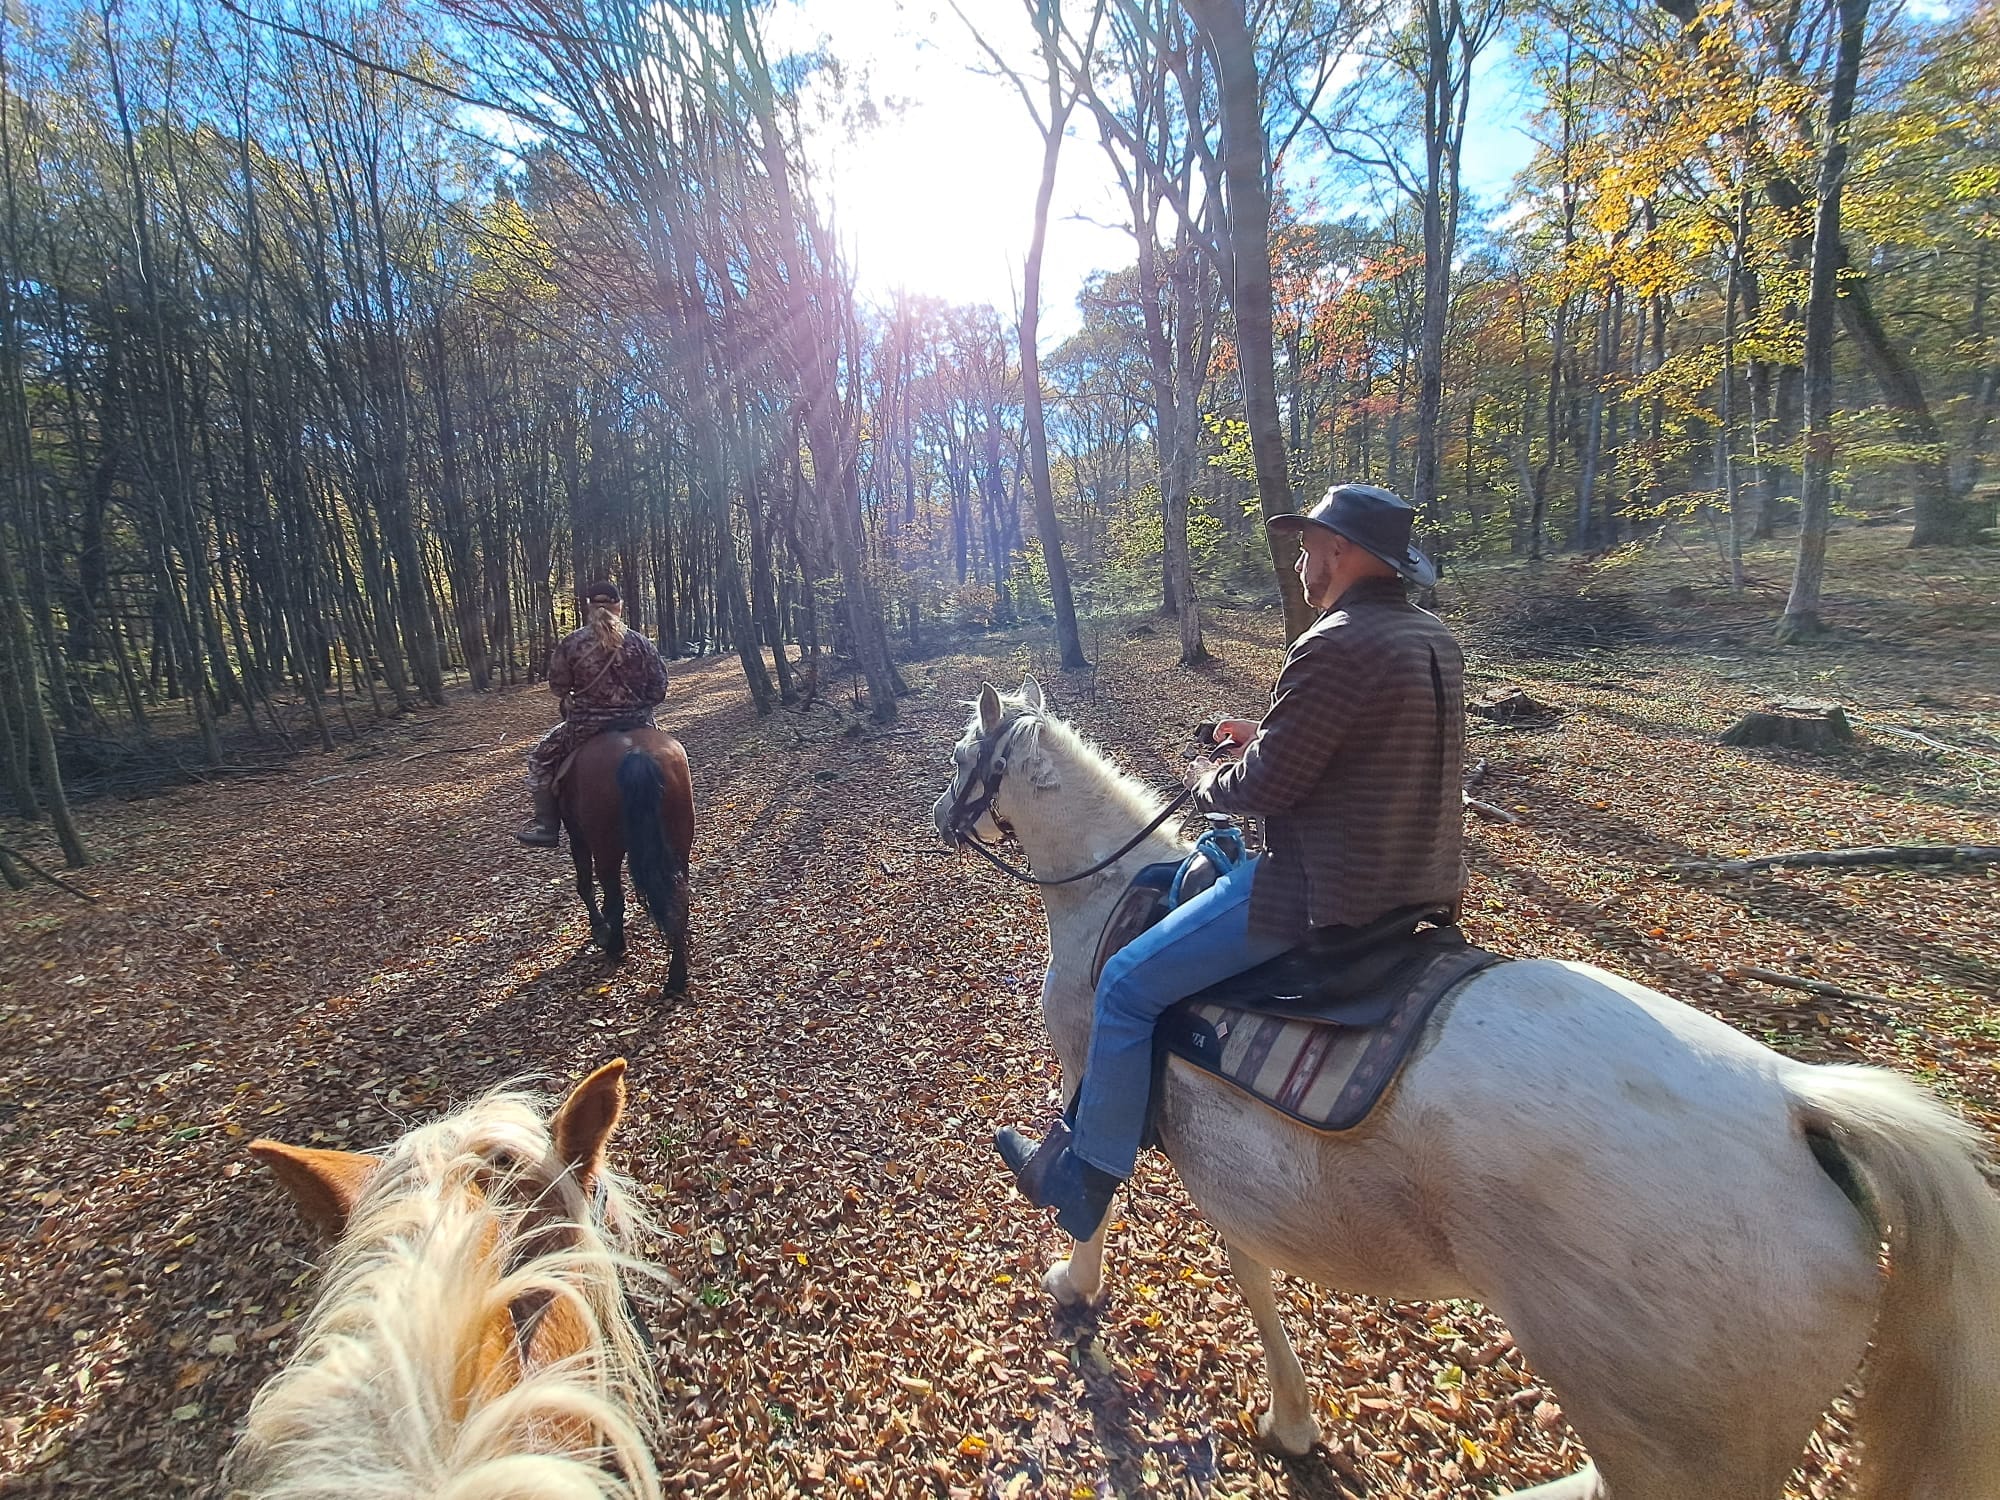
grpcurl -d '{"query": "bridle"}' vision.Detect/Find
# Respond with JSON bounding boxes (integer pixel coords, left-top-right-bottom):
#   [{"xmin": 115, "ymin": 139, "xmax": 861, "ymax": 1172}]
[
  {"xmin": 503, "ymin": 1171, "xmax": 655, "ymax": 1360},
  {"xmin": 941, "ymin": 714, "xmax": 1195, "ymax": 888}
]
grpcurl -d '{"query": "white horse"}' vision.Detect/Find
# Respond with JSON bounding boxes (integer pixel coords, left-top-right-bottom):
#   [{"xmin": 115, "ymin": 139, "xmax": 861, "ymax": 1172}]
[
  {"xmin": 228, "ymin": 1061, "xmax": 662, "ymax": 1500},
  {"xmin": 934, "ymin": 678, "xmax": 2000, "ymax": 1500}
]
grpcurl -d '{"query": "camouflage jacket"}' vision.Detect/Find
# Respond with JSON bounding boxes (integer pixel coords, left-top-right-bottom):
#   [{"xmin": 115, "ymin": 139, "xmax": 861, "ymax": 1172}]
[{"xmin": 549, "ymin": 626, "xmax": 668, "ymax": 725}]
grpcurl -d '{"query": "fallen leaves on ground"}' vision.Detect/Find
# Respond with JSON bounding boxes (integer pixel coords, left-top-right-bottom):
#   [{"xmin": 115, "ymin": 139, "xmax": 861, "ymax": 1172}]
[{"xmin": 3, "ymin": 530, "xmax": 1996, "ymax": 1498}]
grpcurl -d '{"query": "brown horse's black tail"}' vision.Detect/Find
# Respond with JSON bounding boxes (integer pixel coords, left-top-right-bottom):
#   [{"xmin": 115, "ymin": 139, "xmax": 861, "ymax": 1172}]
[{"xmin": 617, "ymin": 749, "xmax": 687, "ymax": 938}]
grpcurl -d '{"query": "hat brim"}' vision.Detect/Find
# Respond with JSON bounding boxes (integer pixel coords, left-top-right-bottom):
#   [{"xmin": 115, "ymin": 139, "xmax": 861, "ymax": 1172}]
[{"xmin": 1267, "ymin": 513, "xmax": 1438, "ymax": 589}]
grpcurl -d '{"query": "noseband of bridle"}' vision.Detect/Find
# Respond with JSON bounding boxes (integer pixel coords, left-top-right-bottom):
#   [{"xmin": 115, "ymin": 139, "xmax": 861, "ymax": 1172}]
[{"xmin": 943, "ymin": 714, "xmax": 1195, "ymax": 888}]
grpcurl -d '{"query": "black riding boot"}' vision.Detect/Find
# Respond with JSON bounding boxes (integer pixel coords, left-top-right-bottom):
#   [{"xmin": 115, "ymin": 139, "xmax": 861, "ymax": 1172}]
[
  {"xmin": 516, "ymin": 784, "xmax": 561, "ymax": 847},
  {"xmin": 995, "ymin": 1120, "xmax": 1123, "ymax": 1241}
]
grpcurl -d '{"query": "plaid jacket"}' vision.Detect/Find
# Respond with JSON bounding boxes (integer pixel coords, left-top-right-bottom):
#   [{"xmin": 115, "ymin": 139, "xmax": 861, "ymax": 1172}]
[
  {"xmin": 1195, "ymin": 576, "xmax": 1465, "ymax": 941},
  {"xmin": 549, "ymin": 626, "xmax": 668, "ymax": 729}
]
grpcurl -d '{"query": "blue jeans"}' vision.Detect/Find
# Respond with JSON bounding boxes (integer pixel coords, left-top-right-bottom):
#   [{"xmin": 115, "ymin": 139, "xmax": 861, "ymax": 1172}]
[{"xmin": 1069, "ymin": 856, "xmax": 1294, "ymax": 1179}]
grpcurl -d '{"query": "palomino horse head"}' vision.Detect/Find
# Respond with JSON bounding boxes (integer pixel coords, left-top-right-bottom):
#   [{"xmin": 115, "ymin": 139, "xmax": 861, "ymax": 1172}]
[
  {"xmin": 932, "ymin": 674, "xmax": 1053, "ymax": 845},
  {"xmin": 228, "ymin": 1061, "xmax": 662, "ymax": 1500}
]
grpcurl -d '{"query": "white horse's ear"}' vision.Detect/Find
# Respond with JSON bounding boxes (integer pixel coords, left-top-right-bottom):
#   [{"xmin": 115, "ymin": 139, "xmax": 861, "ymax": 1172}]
[
  {"xmin": 1020, "ymin": 673, "xmax": 1046, "ymax": 712},
  {"xmin": 978, "ymin": 683, "xmax": 1003, "ymax": 735}
]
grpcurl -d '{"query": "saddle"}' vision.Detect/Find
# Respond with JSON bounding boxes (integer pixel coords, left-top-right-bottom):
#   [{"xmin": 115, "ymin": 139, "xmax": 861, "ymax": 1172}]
[
  {"xmin": 1095, "ymin": 859, "xmax": 1505, "ymax": 1135},
  {"xmin": 552, "ymin": 719, "xmax": 652, "ymax": 793}
]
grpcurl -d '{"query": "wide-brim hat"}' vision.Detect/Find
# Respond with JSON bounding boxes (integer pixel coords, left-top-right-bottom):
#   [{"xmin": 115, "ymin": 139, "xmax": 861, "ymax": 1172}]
[{"xmin": 1268, "ymin": 483, "xmax": 1437, "ymax": 589}]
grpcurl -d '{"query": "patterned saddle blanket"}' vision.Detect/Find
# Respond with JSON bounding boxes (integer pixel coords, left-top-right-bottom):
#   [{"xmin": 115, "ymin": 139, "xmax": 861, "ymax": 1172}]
[{"xmin": 1097, "ymin": 862, "xmax": 1505, "ymax": 1134}]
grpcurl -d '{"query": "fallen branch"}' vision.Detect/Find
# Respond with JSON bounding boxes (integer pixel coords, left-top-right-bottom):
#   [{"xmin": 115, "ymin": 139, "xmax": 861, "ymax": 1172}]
[
  {"xmin": 398, "ymin": 734, "xmax": 506, "ymax": 764},
  {"xmin": 1730, "ymin": 964, "xmax": 1893, "ymax": 1012},
  {"xmin": 0, "ymin": 843, "xmax": 99, "ymax": 903},
  {"xmin": 1671, "ymin": 844, "xmax": 2000, "ymax": 874},
  {"xmin": 1464, "ymin": 793, "xmax": 1521, "ymax": 825},
  {"xmin": 1869, "ymin": 725, "xmax": 2000, "ymax": 767}
]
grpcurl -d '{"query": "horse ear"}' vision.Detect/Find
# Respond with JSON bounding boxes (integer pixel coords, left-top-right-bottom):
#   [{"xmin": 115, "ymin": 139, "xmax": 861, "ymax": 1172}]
[
  {"xmin": 1019, "ymin": 674, "xmax": 1045, "ymax": 712},
  {"xmin": 552, "ymin": 1058, "xmax": 627, "ymax": 1182},
  {"xmin": 248, "ymin": 1140, "xmax": 379, "ymax": 1237},
  {"xmin": 977, "ymin": 683, "xmax": 1004, "ymax": 735}
]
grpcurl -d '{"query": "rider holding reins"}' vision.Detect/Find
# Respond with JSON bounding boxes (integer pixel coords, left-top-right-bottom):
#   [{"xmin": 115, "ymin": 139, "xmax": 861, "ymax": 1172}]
[
  {"xmin": 997, "ymin": 485, "xmax": 1468, "ymax": 1239},
  {"xmin": 516, "ymin": 580, "xmax": 670, "ymax": 847}
]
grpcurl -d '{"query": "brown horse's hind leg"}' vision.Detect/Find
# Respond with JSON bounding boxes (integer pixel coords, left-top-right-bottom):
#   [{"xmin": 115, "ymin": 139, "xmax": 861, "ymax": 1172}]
[
  {"xmin": 595, "ymin": 854, "xmax": 626, "ymax": 962},
  {"xmin": 665, "ymin": 904, "xmax": 688, "ymax": 998},
  {"xmin": 569, "ymin": 837, "xmax": 609, "ymax": 953}
]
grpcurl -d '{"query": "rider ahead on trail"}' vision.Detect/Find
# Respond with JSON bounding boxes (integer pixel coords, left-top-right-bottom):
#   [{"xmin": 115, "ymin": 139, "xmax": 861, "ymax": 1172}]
[
  {"xmin": 516, "ymin": 580, "xmax": 669, "ymax": 847},
  {"xmin": 996, "ymin": 484, "xmax": 1467, "ymax": 1241}
]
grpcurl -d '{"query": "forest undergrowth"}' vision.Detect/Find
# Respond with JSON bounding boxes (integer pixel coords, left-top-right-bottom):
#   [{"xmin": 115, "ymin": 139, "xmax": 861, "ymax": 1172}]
[{"xmin": 2, "ymin": 527, "xmax": 1996, "ymax": 1498}]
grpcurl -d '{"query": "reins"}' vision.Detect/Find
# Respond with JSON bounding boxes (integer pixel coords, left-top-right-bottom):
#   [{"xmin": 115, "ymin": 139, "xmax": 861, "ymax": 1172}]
[
  {"xmin": 945, "ymin": 715, "xmax": 1197, "ymax": 888},
  {"xmin": 959, "ymin": 786, "xmax": 1195, "ymax": 887}
]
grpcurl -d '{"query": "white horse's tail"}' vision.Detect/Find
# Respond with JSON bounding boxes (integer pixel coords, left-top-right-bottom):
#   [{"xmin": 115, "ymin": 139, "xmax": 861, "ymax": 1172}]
[{"xmin": 1788, "ymin": 1065, "xmax": 2000, "ymax": 1500}]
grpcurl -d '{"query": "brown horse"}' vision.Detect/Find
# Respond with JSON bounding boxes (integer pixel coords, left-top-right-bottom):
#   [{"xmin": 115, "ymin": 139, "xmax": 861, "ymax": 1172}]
[{"xmin": 560, "ymin": 726, "xmax": 693, "ymax": 997}]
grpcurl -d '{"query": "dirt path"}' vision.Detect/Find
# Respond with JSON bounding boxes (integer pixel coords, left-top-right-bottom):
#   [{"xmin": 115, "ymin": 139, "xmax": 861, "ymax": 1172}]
[{"xmin": 5, "ymin": 577, "xmax": 1997, "ymax": 1497}]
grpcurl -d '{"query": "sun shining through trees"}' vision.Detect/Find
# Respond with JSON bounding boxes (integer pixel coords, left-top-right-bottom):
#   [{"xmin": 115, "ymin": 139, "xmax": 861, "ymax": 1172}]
[{"xmin": 761, "ymin": 1, "xmax": 1136, "ymax": 324}]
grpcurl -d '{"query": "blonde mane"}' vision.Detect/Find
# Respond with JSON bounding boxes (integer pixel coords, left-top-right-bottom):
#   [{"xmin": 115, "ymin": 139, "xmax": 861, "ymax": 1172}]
[{"xmin": 228, "ymin": 1088, "xmax": 662, "ymax": 1500}]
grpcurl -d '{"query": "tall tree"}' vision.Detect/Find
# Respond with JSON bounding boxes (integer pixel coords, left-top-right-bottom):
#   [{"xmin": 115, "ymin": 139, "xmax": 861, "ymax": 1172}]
[
  {"xmin": 961, "ymin": 0, "xmax": 1096, "ymax": 672},
  {"xmin": 1409, "ymin": 0, "xmax": 1503, "ymax": 532},
  {"xmin": 1776, "ymin": 0, "xmax": 1870, "ymax": 640},
  {"xmin": 1182, "ymin": 0, "xmax": 1314, "ymax": 639}
]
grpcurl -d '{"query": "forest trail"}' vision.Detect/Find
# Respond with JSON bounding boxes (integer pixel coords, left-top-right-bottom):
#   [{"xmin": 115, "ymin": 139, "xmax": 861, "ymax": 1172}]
[{"xmin": 5, "ymin": 583, "xmax": 1998, "ymax": 1498}]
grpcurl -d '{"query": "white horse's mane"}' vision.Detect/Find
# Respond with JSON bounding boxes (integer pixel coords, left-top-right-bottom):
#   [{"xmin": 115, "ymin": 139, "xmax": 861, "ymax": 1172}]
[
  {"xmin": 229, "ymin": 1088, "xmax": 662, "ymax": 1500},
  {"xmin": 969, "ymin": 692, "xmax": 1178, "ymax": 844}
]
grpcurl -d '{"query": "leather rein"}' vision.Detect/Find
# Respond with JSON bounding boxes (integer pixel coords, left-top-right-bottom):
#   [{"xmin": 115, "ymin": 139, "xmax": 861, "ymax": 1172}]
[{"xmin": 943, "ymin": 716, "xmax": 1195, "ymax": 888}]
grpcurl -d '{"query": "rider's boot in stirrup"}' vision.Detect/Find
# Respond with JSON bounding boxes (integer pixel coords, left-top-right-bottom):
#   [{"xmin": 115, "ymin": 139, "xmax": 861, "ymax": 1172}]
[
  {"xmin": 516, "ymin": 784, "xmax": 561, "ymax": 847},
  {"xmin": 995, "ymin": 1120, "xmax": 1122, "ymax": 1241}
]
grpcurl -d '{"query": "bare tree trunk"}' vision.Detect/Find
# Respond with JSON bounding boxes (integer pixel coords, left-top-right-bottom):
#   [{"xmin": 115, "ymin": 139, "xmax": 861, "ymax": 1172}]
[
  {"xmin": 1574, "ymin": 290, "xmax": 1620, "ymax": 549},
  {"xmin": 1183, "ymin": 0, "xmax": 1314, "ymax": 640},
  {"xmin": 1722, "ymin": 185, "xmax": 1749, "ymax": 589},
  {"xmin": 0, "ymin": 523, "xmax": 86, "ymax": 866},
  {"xmin": 1019, "ymin": 66, "xmax": 1091, "ymax": 672},
  {"xmin": 1778, "ymin": 0, "xmax": 1870, "ymax": 640},
  {"xmin": 1412, "ymin": 0, "xmax": 1495, "ymax": 533}
]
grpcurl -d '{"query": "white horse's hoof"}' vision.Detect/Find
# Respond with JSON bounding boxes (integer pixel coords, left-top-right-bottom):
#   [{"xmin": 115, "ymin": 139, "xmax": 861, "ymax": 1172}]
[
  {"xmin": 1254, "ymin": 1406, "xmax": 1320, "ymax": 1458},
  {"xmin": 1503, "ymin": 1467, "xmax": 1603, "ymax": 1499},
  {"xmin": 1043, "ymin": 1259, "xmax": 1103, "ymax": 1307}
]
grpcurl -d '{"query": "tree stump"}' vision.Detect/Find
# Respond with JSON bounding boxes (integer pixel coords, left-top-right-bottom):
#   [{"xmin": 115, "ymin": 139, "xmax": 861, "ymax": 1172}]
[
  {"xmin": 1720, "ymin": 698, "xmax": 1854, "ymax": 751},
  {"xmin": 1471, "ymin": 687, "xmax": 1560, "ymax": 723}
]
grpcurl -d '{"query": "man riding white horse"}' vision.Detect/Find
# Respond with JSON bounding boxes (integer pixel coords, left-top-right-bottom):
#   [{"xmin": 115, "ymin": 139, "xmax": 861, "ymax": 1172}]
[
  {"xmin": 996, "ymin": 484, "xmax": 1466, "ymax": 1239},
  {"xmin": 516, "ymin": 580, "xmax": 670, "ymax": 847}
]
